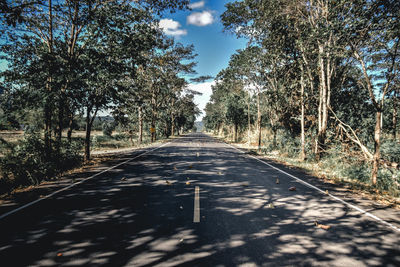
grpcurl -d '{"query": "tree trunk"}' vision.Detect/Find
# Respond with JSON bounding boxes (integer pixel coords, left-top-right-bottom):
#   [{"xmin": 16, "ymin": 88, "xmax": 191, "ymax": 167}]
[
  {"xmin": 171, "ymin": 114, "xmax": 175, "ymax": 137},
  {"xmin": 247, "ymin": 91, "xmax": 251, "ymax": 144},
  {"xmin": 44, "ymin": 0, "xmax": 54, "ymax": 157},
  {"xmin": 67, "ymin": 112, "xmax": 73, "ymax": 143},
  {"xmin": 257, "ymin": 89, "xmax": 262, "ymax": 152},
  {"xmin": 151, "ymin": 93, "xmax": 157, "ymax": 143},
  {"xmin": 84, "ymin": 108, "xmax": 92, "ymax": 162},
  {"xmin": 300, "ymin": 66, "xmax": 306, "ymax": 161},
  {"xmin": 371, "ymin": 111, "xmax": 382, "ymax": 185},
  {"xmin": 393, "ymin": 95, "xmax": 398, "ymax": 139},
  {"xmin": 316, "ymin": 43, "xmax": 330, "ymax": 160},
  {"xmin": 272, "ymin": 127, "xmax": 277, "ymax": 149},
  {"xmin": 151, "ymin": 119, "xmax": 156, "ymax": 143},
  {"xmin": 84, "ymin": 106, "xmax": 98, "ymax": 162},
  {"xmin": 138, "ymin": 106, "xmax": 143, "ymax": 145},
  {"xmin": 234, "ymin": 123, "xmax": 238, "ymax": 143}
]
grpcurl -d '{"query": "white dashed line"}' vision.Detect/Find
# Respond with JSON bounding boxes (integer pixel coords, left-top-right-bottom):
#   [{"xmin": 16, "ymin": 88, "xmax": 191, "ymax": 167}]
[{"xmin": 193, "ymin": 186, "xmax": 200, "ymax": 223}]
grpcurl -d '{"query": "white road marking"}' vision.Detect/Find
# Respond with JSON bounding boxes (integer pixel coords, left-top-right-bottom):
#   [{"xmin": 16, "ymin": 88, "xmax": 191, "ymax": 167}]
[
  {"xmin": 193, "ymin": 186, "xmax": 200, "ymax": 223},
  {"xmin": 224, "ymin": 142, "xmax": 400, "ymax": 233},
  {"xmin": 0, "ymin": 142, "xmax": 170, "ymax": 221}
]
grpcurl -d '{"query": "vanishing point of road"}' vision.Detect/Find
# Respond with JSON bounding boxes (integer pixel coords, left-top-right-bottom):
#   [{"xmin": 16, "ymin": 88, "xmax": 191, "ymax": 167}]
[{"xmin": 0, "ymin": 133, "xmax": 399, "ymax": 266}]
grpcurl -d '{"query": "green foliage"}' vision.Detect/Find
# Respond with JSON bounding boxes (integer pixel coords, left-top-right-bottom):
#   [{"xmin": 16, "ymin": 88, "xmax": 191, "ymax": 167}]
[
  {"xmin": 0, "ymin": 133, "xmax": 82, "ymax": 190},
  {"xmin": 381, "ymin": 140, "xmax": 400, "ymax": 164},
  {"xmin": 102, "ymin": 122, "xmax": 115, "ymax": 137}
]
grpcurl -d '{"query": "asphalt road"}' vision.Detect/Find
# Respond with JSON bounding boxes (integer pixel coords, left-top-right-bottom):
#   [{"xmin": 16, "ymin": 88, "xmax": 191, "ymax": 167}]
[{"xmin": 0, "ymin": 133, "xmax": 399, "ymax": 266}]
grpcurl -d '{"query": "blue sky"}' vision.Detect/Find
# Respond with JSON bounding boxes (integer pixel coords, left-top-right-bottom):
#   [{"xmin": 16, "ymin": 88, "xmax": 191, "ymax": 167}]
[{"xmin": 159, "ymin": 0, "xmax": 247, "ymax": 119}]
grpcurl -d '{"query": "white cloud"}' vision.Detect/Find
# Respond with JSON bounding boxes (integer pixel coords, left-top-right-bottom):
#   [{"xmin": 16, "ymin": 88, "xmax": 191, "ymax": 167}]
[
  {"xmin": 189, "ymin": 1, "xmax": 205, "ymax": 9},
  {"xmin": 159, "ymin": 19, "xmax": 187, "ymax": 37},
  {"xmin": 187, "ymin": 11, "xmax": 214, "ymax": 26},
  {"xmin": 188, "ymin": 81, "xmax": 215, "ymax": 119}
]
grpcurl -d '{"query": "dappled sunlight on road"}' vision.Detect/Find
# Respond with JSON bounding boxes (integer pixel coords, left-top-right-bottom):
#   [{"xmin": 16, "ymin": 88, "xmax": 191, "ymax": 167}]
[{"xmin": 0, "ymin": 133, "xmax": 398, "ymax": 266}]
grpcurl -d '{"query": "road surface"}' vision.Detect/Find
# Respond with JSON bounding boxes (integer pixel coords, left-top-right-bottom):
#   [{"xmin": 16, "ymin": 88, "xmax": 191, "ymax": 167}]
[{"xmin": 0, "ymin": 133, "xmax": 399, "ymax": 266}]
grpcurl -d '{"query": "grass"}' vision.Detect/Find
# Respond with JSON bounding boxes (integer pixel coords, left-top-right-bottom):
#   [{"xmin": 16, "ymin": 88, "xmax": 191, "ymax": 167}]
[
  {"xmin": 209, "ymin": 130, "xmax": 400, "ymax": 208},
  {"xmin": 0, "ymin": 130, "xmax": 174, "ymax": 198},
  {"xmin": 0, "ymin": 130, "xmax": 149, "ymax": 155}
]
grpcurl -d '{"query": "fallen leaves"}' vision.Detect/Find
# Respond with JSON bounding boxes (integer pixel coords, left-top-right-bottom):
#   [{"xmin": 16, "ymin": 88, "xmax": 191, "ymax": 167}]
[
  {"xmin": 186, "ymin": 181, "xmax": 191, "ymax": 185},
  {"xmin": 289, "ymin": 186, "xmax": 296, "ymax": 191},
  {"xmin": 276, "ymin": 178, "xmax": 280, "ymax": 184},
  {"xmin": 57, "ymin": 253, "xmax": 63, "ymax": 257},
  {"xmin": 173, "ymin": 166, "xmax": 178, "ymax": 170},
  {"xmin": 121, "ymin": 177, "xmax": 127, "ymax": 181},
  {"xmin": 267, "ymin": 203, "xmax": 275, "ymax": 209},
  {"xmin": 314, "ymin": 220, "xmax": 331, "ymax": 230},
  {"xmin": 218, "ymin": 171, "xmax": 223, "ymax": 175},
  {"xmin": 165, "ymin": 180, "xmax": 172, "ymax": 185},
  {"xmin": 325, "ymin": 190, "xmax": 329, "ymax": 195}
]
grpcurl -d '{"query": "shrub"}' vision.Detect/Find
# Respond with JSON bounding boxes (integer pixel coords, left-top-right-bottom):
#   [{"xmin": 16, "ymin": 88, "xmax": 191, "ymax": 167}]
[
  {"xmin": 0, "ymin": 133, "xmax": 83, "ymax": 189},
  {"xmin": 102, "ymin": 122, "xmax": 114, "ymax": 137},
  {"xmin": 381, "ymin": 140, "xmax": 400, "ymax": 164}
]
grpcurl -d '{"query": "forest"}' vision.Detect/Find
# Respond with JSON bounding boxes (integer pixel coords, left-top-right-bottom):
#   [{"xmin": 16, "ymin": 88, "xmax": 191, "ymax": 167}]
[
  {"xmin": 203, "ymin": 0, "xmax": 400, "ymax": 197},
  {"xmin": 0, "ymin": 0, "xmax": 202, "ymax": 193}
]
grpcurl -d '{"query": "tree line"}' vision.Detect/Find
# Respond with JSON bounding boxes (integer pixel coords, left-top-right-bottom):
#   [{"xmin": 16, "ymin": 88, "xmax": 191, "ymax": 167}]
[
  {"xmin": 0, "ymin": 0, "xmax": 203, "ymax": 189},
  {"xmin": 204, "ymin": 0, "xmax": 400, "ymax": 190},
  {"xmin": 0, "ymin": 0, "xmax": 203, "ymax": 160}
]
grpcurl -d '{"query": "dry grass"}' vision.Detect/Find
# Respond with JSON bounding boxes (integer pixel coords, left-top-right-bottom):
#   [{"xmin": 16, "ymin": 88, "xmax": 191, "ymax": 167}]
[
  {"xmin": 0, "ymin": 130, "xmax": 24, "ymax": 144},
  {"xmin": 209, "ymin": 131, "xmax": 400, "ymax": 209}
]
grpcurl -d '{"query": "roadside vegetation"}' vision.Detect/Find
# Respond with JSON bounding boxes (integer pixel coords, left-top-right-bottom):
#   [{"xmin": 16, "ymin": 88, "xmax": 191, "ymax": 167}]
[
  {"xmin": 0, "ymin": 0, "xmax": 204, "ymax": 194},
  {"xmin": 204, "ymin": 0, "xmax": 400, "ymax": 200}
]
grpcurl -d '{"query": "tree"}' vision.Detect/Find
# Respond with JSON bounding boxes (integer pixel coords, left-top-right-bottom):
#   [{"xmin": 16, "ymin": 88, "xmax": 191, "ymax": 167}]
[{"xmin": 345, "ymin": 0, "xmax": 400, "ymax": 184}]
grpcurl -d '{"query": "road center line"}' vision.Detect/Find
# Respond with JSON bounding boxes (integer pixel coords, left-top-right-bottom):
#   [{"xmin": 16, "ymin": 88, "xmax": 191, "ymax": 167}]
[
  {"xmin": 0, "ymin": 141, "xmax": 170, "ymax": 221},
  {"xmin": 223, "ymin": 142, "xmax": 400, "ymax": 233},
  {"xmin": 193, "ymin": 186, "xmax": 200, "ymax": 223}
]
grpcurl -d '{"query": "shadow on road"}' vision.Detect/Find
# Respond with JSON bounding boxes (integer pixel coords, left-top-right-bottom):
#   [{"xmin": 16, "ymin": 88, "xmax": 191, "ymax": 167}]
[{"xmin": 0, "ymin": 133, "xmax": 398, "ymax": 266}]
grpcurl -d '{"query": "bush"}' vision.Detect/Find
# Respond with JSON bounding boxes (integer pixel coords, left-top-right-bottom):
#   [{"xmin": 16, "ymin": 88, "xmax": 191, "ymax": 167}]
[
  {"xmin": 381, "ymin": 140, "xmax": 400, "ymax": 163},
  {"xmin": 102, "ymin": 122, "xmax": 114, "ymax": 137},
  {"xmin": 0, "ymin": 133, "xmax": 83, "ymax": 189},
  {"xmin": 113, "ymin": 133, "xmax": 128, "ymax": 141}
]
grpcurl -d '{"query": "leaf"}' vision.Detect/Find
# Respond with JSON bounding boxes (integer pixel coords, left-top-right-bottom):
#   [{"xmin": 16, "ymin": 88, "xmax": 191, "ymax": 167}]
[
  {"xmin": 276, "ymin": 178, "xmax": 279, "ymax": 184},
  {"xmin": 166, "ymin": 180, "xmax": 172, "ymax": 185},
  {"xmin": 289, "ymin": 186, "xmax": 296, "ymax": 191},
  {"xmin": 325, "ymin": 190, "xmax": 329, "ymax": 195},
  {"xmin": 121, "ymin": 177, "xmax": 127, "ymax": 181},
  {"xmin": 188, "ymin": 165, "xmax": 193, "ymax": 169},
  {"xmin": 57, "ymin": 253, "xmax": 63, "ymax": 257},
  {"xmin": 218, "ymin": 171, "xmax": 223, "ymax": 175},
  {"xmin": 267, "ymin": 203, "xmax": 275, "ymax": 208},
  {"xmin": 314, "ymin": 221, "xmax": 331, "ymax": 230},
  {"xmin": 186, "ymin": 181, "xmax": 191, "ymax": 185},
  {"xmin": 173, "ymin": 166, "xmax": 178, "ymax": 170}
]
